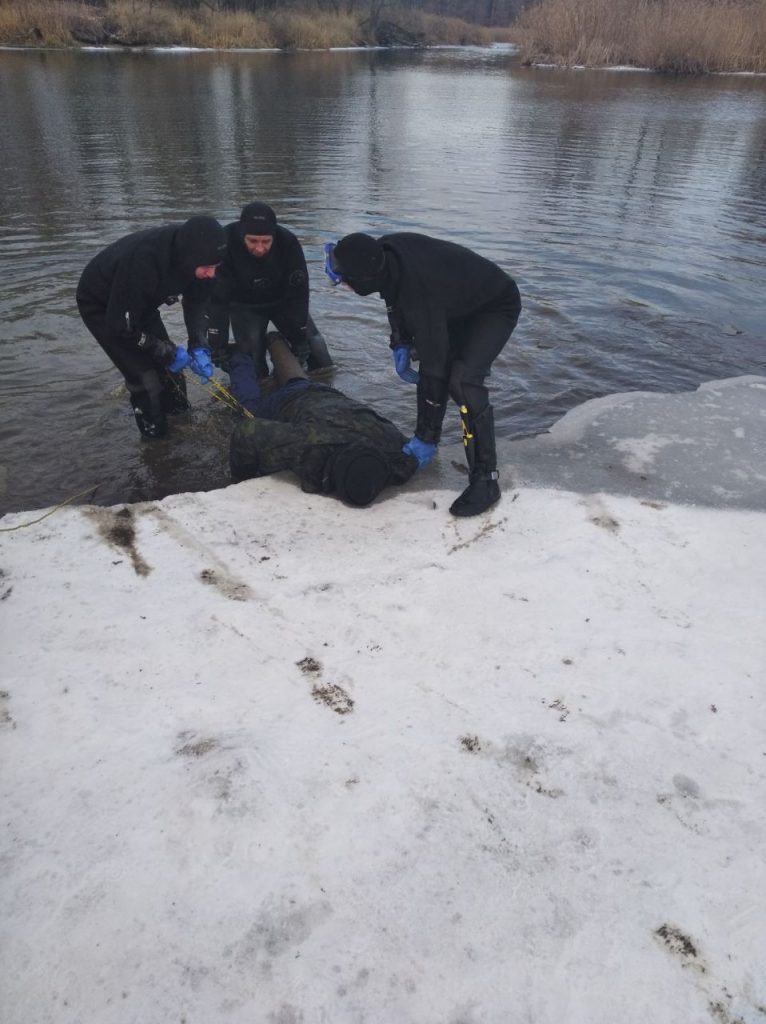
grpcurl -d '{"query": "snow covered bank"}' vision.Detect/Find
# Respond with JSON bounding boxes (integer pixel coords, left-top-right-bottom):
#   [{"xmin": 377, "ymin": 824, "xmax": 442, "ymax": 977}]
[{"xmin": 1, "ymin": 377, "xmax": 765, "ymax": 1024}]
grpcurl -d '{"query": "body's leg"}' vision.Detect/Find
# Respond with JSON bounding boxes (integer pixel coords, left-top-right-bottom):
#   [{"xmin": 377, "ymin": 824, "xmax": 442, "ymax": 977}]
[
  {"xmin": 267, "ymin": 333, "xmax": 309, "ymax": 388},
  {"xmin": 228, "ymin": 351, "xmax": 309, "ymax": 419}
]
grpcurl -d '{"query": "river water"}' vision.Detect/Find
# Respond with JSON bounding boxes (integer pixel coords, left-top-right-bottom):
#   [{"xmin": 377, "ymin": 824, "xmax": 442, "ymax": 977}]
[{"xmin": 1, "ymin": 45, "xmax": 764, "ymax": 514}]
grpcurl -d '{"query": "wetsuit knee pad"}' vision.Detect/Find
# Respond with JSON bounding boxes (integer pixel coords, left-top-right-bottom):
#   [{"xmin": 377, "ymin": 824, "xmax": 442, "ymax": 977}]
[
  {"xmin": 460, "ymin": 382, "xmax": 490, "ymax": 418},
  {"xmin": 447, "ymin": 361, "xmax": 465, "ymax": 405}
]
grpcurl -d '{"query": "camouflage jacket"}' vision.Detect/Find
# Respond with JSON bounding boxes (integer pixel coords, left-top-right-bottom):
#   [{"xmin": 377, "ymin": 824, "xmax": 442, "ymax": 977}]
[{"xmin": 229, "ymin": 384, "xmax": 417, "ymax": 494}]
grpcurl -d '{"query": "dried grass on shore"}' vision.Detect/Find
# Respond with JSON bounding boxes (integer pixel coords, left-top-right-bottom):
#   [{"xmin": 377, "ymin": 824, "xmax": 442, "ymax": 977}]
[
  {"xmin": 514, "ymin": 0, "xmax": 766, "ymax": 73},
  {"xmin": 0, "ymin": 0, "xmax": 490, "ymax": 50}
]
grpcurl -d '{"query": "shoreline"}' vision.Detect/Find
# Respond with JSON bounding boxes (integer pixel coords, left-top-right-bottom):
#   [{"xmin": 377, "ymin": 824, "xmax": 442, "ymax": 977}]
[
  {"xmin": 0, "ymin": 41, "xmax": 516, "ymax": 54},
  {"xmin": 3, "ymin": 374, "xmax": 764, "ymax": 526},
  {"xmin": 4, "ymin": 43, "xmax": 764, "ymax": 76},
  {"xmin": 528, "ymin": 60, "xmax": 766, "ymax": 78}
]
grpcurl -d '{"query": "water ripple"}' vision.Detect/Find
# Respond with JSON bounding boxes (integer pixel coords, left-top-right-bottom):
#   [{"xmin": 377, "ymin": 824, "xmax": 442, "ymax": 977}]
[{"xmin": 1, "ymin": 47, "xmax": 764, "ymax": 512}]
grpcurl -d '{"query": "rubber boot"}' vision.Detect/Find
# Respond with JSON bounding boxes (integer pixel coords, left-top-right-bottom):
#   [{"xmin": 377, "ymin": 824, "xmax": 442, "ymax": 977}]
[
  {"xmin": 449, "ymin": 404, "xmax": 500, "ymax": 517},
  {"xmin": 129, "ymin": 392, "xmax": 168, "ymax": 439},
  {"xmin": 306, "ymin": 317, "xmax": 334, "ymax": 371},
  {"xmin": 267, "ymin": 332, "xmax": 309, "ymax": 388}
]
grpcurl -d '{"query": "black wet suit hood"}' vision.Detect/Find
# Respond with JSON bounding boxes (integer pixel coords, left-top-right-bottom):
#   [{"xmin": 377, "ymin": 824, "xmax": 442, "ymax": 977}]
[
  {"xmin": 173, "ymin": 216, "xmax": 227, "ymax": 277},
  {"xmin": 333, "ymin": 233, "xmax": 391, "ymax": 296},
  {"xmin": 239, "ymin": 202, "xmax": 277, "ymax": 239}
]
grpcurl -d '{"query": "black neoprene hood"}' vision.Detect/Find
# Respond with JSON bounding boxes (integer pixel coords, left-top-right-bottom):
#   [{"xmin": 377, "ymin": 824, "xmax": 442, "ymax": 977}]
[
  {"xmin": 239, "ymin": 202, "xmax": 277, "ymax": 238},
  {"xmin": 334, "ymin": 233, "xmax": 385, "ymax": 282},
  {"xmin": 175, "ymin": 216, "xmax": 226, "ymax": 270}
]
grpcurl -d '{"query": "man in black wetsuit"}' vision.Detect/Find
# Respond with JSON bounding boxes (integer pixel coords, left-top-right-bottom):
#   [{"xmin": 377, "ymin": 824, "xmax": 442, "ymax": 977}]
[
  {"xmin": 208, "ymin": 202, "xmax": 332, "ymax": 378},
  {"xmin": 228, "ymin": 334, "xmax": 417, "ymax": 507},
  {"xmin": 324, "ymin": 232, "xmax": 521, "ymax": 517},
  {"xmin": 76, "ymin": 215, "xmax": 226, "ymax": 439}
]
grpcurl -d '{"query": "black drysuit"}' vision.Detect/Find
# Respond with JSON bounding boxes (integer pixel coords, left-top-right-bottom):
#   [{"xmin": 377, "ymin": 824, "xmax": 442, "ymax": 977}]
[
  {"xmin": 208, "ymin": 223, "xmax": 325, "ymax": 374},
  {"xmin": 76, "ymin": 224, "xmax": 211, "ymax": 416},
  {"xmin": 375, "ymin": 233, "xmax": 521, "ymax": 444}
]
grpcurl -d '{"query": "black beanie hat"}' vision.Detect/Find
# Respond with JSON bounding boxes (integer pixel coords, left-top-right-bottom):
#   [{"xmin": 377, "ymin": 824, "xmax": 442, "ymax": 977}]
[
  {"xmin": 239, "ymin": 202, "xmax": 277, "ymax": 238},
  {"xmin": 175, "ymin": 216, "xmax": 226, "ymax": 271},
  {"xmin": 334, "ymin": 233, "xmax": 385, "ymax": 284},
  {"xmin": 331, "ymin": 442, "xmax": 391, "ymax": 508}
]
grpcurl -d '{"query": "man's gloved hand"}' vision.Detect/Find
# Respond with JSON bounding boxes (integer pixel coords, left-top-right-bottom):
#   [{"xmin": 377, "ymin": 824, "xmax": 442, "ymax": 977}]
[
  {"xmin": 403, "ymin": 435, "xmax": 437, "ymax": 467},
  {"xmin": 189, "ymin": 347, "xmax": 214, "ymax": 382},
  {"xmin": 167, "ymin": 346, "xmax": 191, "ymax": 373},
  {"xmin": 393, "ymin": 345, "xmax": 419, "ymax": 384}
]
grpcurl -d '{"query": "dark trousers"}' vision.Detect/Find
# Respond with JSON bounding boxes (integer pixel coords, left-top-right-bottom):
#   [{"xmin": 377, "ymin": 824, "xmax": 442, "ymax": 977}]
[
  {"xmin": 446, "ymin": 280, "xmax": 521, "ymax": 414},
  {"xmin": 77, "ymin": 300, "xmax": 185, "ymax": 418},
  {"xmin": 229, "ymin": 351, "xmax": 311, "ymax": 419}
]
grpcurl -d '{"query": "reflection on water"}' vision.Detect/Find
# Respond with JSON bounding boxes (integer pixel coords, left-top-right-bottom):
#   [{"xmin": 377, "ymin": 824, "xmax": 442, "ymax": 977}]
[{"xmin": 0, "ymin": 47, "xmax": 764, "ymax": 513}]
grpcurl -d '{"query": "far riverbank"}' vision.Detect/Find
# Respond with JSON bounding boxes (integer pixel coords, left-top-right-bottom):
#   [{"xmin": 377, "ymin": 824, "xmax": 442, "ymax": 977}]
[{"xmin": 0, "ymin": 0, "xmax": 508, "ymax": 50}]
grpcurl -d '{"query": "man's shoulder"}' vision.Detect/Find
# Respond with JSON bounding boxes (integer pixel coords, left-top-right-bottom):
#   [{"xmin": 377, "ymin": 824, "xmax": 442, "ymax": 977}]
[
  {"xmin": 223, "ymin": 222, "xmax": 242, "ymax": 248},
  {"xmin": 112, "ymin": 224, "xmax": 174, "ymax": 255},
  {"xmin": 275, "ymin": 224, "xmax": 302, "ymax": 248},
  {"xmin": 381, "ymin": 232, "xmax": 450, "ymax": 263},
  {"xmin": 381, "ymin": 231, "xmax": 435, "ymax": 247},
  {"xmin": 120, "ymin": 227, "xmax": 174, "ymax": 276}
]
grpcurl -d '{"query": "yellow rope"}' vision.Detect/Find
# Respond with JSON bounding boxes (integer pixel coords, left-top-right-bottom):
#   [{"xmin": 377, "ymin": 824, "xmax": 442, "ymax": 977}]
[
  {"xmin": 186, "ymin": 372, "xmax": 255, "ymax": 420},
  {"xmin": 208, "ymin": 377, "xmax": 255, "ymax": 419},
  {"xmin": 0, "ymin": 485, "xmax": 99, "ymax": 533}
]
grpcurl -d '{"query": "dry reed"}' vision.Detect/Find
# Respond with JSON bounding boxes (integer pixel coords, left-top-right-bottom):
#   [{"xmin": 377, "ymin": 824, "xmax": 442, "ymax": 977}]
[
  {"xmin": 0, "ymin": 0, "xmax": 485, "ymax": 50},
  {"xmin": 514, "ymin": 0, "xmax": 766, "ymax": 73}
]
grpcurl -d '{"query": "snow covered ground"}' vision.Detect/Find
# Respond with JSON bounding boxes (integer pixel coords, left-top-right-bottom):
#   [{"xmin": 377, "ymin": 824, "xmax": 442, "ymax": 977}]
[{"xmin": 1, "ymin": 376, "xmax": 765, "ymax": 1024}]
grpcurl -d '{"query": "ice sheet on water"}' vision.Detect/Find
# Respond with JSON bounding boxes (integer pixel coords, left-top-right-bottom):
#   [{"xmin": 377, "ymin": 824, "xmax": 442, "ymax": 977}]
[{"xmin": 499, "ymin": 375, "xmax": 766, "ymax": 510}]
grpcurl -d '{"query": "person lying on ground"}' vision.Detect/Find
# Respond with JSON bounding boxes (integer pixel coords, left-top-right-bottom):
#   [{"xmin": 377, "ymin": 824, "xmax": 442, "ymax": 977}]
[
  {"xmin": 228, "ymin": 334, "xmax": 417, "ymax": 508},
  {"xmin": 324, "ymin": 231, "xmax": 521, "ymax": 517},
  {"xmin": 207, "ymin": 202, "xmax": 333, "ymax": 378},
  {"xmin": 76, "ymin": 215, "xmax": 226, "ymax": 439}
]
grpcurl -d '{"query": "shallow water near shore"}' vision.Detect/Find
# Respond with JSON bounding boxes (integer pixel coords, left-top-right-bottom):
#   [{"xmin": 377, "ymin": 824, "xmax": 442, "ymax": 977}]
[{"xmin": 0, "ymin": 45, "xmax": 764, "ymax": 514}]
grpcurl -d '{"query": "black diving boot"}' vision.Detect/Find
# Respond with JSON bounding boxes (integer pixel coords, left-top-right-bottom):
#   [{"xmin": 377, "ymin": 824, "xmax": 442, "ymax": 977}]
[
  {"xmin": 450, "ymin": 470, "xmax": 501, "ymax": 517},
  {"xmin": 129, "ymin": 392, "xmax": 168, "ymax": 439},
  {"xmin": 449, "ymin": 404, "xmax": 501, "ymax": 517}
]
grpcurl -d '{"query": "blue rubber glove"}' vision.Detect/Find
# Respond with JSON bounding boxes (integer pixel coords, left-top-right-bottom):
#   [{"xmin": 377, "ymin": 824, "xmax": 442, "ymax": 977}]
[
  {"xmin": 189, "ymin": 347, "xmax": 214, "ymax": 382},
  {"xmin": 393, "ymin": 345, "xmax": 419, "ymax": 384},
  {"xmin": 403, "ymin": 435, "xmax": 437, "ymax": 467},
  {"xmin": 167, "ymin": 346, "xmax": 191, "ymax": 373}
]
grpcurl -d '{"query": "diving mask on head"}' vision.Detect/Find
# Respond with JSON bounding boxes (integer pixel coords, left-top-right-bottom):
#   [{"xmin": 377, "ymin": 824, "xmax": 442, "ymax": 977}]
[{"xmin": 323, "ymin": 242, "xmax": 344, "ymax": 286}]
